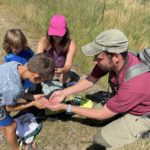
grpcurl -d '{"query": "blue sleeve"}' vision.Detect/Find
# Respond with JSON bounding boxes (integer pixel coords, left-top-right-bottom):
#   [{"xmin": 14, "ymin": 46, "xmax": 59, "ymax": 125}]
[
  {"xmin": 4, "ymin": 54, "xmax": 27, "ymax": 64},
  {"xmin": 28, "ymin": 48, "xmax": 35, "ymax": 57},
  {"xmin": 23, "ymin": 79, "xmax": 34, "ymax": 90},
  {"xmin": 25, "ymin": 47, "xmax": 34, "ymax": 57},
  {"xmin": 18, "ymin": 48, "xmax": 34, "ymax": 60}
]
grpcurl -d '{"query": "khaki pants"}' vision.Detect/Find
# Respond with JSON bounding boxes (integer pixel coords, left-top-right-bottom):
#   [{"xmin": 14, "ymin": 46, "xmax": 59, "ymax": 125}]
[{"xmin": 93, "ymin": 103, "xmax": 150, "ymax": 150}]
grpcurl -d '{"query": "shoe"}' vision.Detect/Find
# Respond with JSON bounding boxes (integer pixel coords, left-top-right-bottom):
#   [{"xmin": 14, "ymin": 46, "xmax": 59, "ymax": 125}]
[
  {"xmin": 140, "ymin": 130, "xmax": 150, "ymax": 139},
  {"xmin": 20, "ymin": 141, "xmax": 36, "ymax": 150}
]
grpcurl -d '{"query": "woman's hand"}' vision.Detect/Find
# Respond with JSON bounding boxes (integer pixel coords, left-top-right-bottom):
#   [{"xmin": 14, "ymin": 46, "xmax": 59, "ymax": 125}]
[{"xmin": 55, "ymin": 68, "xmax": 64, "ymax": 74}]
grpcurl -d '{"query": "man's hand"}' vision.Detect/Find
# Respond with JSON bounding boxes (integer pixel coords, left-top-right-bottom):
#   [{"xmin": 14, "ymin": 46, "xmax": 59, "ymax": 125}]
[
  {"xmin": 47, "ymin": 103, "xmax": 67, "ymax": 111},
  {"xmin": 49, "ymin": 90, "xmax": 66, "ymax": 105},
  {"xmin": 38, "ymin": 97, "xmax": 51, "ymax": 108},
  {"xmin": 36, "ymin": 97, "xmax": 66, "ymax": 111}
]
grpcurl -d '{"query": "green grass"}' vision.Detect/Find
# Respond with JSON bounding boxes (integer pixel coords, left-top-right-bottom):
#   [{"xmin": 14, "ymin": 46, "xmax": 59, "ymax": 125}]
[{"xmin": 1, "ymin": 0, "xmax": 150, "ymax": 88}]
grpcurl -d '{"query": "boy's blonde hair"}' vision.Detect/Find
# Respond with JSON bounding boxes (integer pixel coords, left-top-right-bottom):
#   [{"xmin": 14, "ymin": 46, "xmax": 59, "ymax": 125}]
[{"xmin": 3, "ymin": 29, "xmax": 28, "ymax": 53}]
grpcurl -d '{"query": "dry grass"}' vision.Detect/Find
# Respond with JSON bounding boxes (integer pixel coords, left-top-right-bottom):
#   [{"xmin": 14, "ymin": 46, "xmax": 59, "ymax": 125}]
[
  {"xmin": 0, "ymin": 1, "xmax": 150, "ymax": 150},
  {"xmin": 2, "ymin": 0, "xmax": 150, "ymax": 75}
]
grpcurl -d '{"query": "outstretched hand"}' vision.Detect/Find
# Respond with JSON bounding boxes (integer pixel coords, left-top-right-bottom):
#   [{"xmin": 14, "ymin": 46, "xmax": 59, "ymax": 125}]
[
  {"xmin": 33, "ymin": 101, "xmax": 46, "ymax": 109},
  {"xmin": 33, "ymin": 94, "xmax": 45, "ymax": 101},
  {"xmin": 38, "ymin": 97, "xmax": 66, "ymax": 111},
  {"xmin": 49, "ymin": 90, "xmax": 66, "ymax": 105},
  {"xmin": 38, "ymin": 97, "xmax": 51, "ymax": 107}
]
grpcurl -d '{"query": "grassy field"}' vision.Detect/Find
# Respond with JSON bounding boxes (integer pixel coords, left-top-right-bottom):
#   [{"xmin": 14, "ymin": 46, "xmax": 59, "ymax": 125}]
[
  {"xmin": 0, "ymin": 0, "xmax": 150, "ymax": 150},
  {"xmin": 1, "ymin": 0, "xmax": 150, "ymax": 74}
]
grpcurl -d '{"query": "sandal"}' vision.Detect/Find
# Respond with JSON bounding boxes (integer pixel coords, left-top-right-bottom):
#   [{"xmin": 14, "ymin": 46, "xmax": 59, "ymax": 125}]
[
  {"xmin": 0, "ymin": 133, "xmax": 4, "ymax": 144},
  {"xmin": 21, "ymin": 142, "xmax": 36, "ymax": 150}
]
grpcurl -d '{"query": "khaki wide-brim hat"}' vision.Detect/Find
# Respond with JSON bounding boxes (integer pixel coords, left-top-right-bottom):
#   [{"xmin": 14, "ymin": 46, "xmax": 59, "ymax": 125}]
[{"xmin": 82, "ymin": 29, "xmax": 128, "ymax": 56}]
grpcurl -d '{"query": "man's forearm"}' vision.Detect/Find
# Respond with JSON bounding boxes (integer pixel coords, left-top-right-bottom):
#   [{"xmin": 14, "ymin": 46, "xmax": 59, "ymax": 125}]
[
  {"xmin": 62, "ymin": 78, "xmax": 93, "ymax": 96},
  {"xmin": 61, "ymin": 104, "xmax": 117, "ymax": 120}
]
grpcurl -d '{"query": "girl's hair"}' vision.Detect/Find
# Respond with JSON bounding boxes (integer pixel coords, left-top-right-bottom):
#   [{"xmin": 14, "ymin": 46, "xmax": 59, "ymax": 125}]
[
  {"xmin": 45, "ymin": 27, "xmax": 71, "ymax": 52},
  {"xmin": 3, "ymin": 29, "xmax": 28, "ymax": 53}
]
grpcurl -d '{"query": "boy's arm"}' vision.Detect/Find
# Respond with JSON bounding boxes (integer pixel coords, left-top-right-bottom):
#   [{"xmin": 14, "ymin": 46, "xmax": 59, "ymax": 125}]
[
  {"xmin": 6, "ymin": 101, "xmax": 45, "ymax": 112},
  {"xmin": 22, "ymin": 93, "xmax": 35, "ymax": 101},
  {"xmin": 22, "ymin": 93, "xmax": 44, "ymax": 101}
]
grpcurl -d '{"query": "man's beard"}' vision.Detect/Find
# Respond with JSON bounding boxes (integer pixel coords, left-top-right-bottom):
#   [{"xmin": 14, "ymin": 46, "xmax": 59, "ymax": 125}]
[{"xmin": 99, "ymin": 61, "xmax": 115, "ymax": 72}]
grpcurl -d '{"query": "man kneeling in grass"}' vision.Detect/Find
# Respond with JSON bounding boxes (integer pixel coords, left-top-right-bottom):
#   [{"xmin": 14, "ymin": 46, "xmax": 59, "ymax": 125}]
[
  {"xmin": 40, "ymin": 29, "xmax": 150, "ymax": 150},
  {"xmin": 0, "ymin": 53, "xmax": 54, "ymax": 150}
]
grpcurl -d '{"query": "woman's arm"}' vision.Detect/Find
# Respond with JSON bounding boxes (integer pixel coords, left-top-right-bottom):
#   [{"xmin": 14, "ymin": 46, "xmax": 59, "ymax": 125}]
[
  {"xmin": 61, "ymin": 40, "xmax": 76, "ymax": 73},
  {"xmin": 37, "ymin": 36, "xmax": 49, "ymax": 53}
]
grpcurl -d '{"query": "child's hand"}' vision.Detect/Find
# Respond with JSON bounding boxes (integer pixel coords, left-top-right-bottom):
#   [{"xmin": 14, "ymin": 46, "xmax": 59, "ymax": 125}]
[
  {"xmin": 38, "ymin": 97, "xmax": 65, "ymax": 111},
  {"xmin": 33, "ymin": 101, "xmax": 46, "ymax": 109},
  {"xmin": 34, "ymin": 94, "xmax": 45, "ymax": 101}
]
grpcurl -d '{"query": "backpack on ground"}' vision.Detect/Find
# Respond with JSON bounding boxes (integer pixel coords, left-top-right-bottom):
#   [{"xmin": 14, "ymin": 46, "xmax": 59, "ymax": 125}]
[{"xmin": 14, "ymin": 113, "xmax": 42, "ymax": 144}]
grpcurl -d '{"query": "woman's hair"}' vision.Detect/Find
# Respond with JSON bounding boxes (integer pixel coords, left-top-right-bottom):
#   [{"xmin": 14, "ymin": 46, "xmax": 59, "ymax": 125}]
[
  {"xmin": 3, "ymin": 29, "xmax": 28, "ymax": 53},
  {"xmin": 45, "ymin": 27, "xmax": 71, "ymax": 52}
]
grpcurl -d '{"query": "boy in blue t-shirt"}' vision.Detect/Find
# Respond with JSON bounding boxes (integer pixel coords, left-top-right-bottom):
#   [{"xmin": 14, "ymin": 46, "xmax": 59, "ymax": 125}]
[{"xmin": 0, "ymin": 53, "xmax": 54, "ymax": 150}]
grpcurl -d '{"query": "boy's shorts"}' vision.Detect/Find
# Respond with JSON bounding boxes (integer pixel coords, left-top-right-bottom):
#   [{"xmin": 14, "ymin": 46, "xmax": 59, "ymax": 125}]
[{"xmin": 0, "ymin": 107, "xmax": 13, "ymax": 127}]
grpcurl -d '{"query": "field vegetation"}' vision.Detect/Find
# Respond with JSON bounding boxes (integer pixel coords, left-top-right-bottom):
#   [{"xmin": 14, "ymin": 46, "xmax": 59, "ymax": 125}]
[
  {"xmin": 2, "ymin": 0, "xmax": 150, "ymax": 73},
  {"xmin": 0, "ymin": 0, "xmax": 150, "ymax": 149}
]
